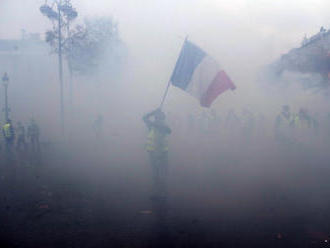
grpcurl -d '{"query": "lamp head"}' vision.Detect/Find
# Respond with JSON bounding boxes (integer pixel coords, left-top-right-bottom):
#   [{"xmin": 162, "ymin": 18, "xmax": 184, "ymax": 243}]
[{"xmin": 2, "ymin": 73, "xmax": 9, "ymax": 85}]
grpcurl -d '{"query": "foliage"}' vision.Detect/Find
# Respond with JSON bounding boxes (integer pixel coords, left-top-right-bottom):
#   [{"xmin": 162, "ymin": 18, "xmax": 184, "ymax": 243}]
[
  {"xmin": 66, "ymin": 17, "xmax": 124, "ymax": 75},
  {"xmin": 45, "ymin": 16, "xmax": 125, "ymax": 76}
]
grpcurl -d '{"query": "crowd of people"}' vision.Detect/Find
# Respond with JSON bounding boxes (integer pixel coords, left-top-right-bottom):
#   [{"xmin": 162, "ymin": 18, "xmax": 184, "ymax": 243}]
[
  {"xmin": 141, "ymin": 104, "xmax": 323, "ymax": 198},
  {"xmin": 166, "ymin": 105, "xmax": 324, "ymax": 147},
  {"xmin": 274, "ymin": 105, "xmax": 319, "ymax": 147},
  {"xmin": 0, "ymin": 118, "xmax": 40, "ymax": 153}
]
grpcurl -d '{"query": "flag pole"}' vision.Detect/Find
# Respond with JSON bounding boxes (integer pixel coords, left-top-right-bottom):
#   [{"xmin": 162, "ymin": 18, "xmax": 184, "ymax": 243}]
[
  {"xmin": 159, "ymin": 36, "xmax": 188, "ymax": 110},
  {"xmin": 159, "ymin": 81, "xmax": 171, "ymax": 109}
]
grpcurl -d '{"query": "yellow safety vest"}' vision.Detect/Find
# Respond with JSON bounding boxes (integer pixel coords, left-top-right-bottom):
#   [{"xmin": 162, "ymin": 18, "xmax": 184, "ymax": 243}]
[
  {"xmin": 292, "ymin": 114, "xmax": 301, "ymax": 128},
  {"xmin": 3, "ymin": 124, "xmax": 12, "ymax": 138},
  {"xmin": 146, "ymin": 127, "xmax": 168, "ymax": 152},
  {"xmin": 294, "ymin": 115, "xmax": 312, "ymax": 129}
]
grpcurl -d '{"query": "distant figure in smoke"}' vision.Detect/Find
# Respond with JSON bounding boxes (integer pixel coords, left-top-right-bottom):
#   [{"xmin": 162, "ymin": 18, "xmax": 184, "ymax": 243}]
[
  {"xmin": 225, "ymin": 109, "xmax": 241, "ymax": 129},
  {"xmin": 93, "ymin": 114, "xmax": 104, "ymax": 140},
  {"xmin": 197, "ymin": 109, "xmax": 214, "ymax": 133},
  {"xmin": 241, "ymin": 108, "xmax": 255, "ymax": 143},
  {"xmin": 255, "ymin": 112, "xmax": 266, "ymax": 140},
  {"xmin": 294, "ymin": 108, "xmax": 319, "ymax": 145},
  {"xmin": 211, "ymin": 109, "xmax": 221, "ymax": 126},
  {"xmin": 200, "ymin": 110, "xmax": 209, "ymax": 133},
  {"xmin": 208, "ymin": 109, "xmax": 220, "ymax": 132},
  {"xmin": 225, "ymin": 109, "xmax": 241, "ymax": 140},
  {"xmin": 297, "ymin": 108, "xmax": 318, "ymax": 131},
  {"xmin": 3, "ymin": 119, "xmax": 15, "ymax": 153},
  {"xmin": 16, "ymin": 121, "xmax": 27, "ymax": 152},
  {"xmin": 275, "ymin": 105, "xmax": 295, "ymax": 146},
  {"xmin": 143, "ymin": 108, "xmax": 171, "ymax": 199},
  {"xmin": 27, "ymin": 119, "xmax": 40, "ymax": 152}
]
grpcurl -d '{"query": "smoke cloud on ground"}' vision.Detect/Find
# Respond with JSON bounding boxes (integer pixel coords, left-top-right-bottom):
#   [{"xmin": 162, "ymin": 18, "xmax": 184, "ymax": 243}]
[{"xmin": 0, "ymin": 0, "xmax": 329, "ymax": 247}]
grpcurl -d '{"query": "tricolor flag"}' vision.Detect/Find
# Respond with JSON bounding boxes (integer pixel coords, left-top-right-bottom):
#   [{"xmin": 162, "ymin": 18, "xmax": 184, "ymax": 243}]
[{"xmin": 170, "ymin": 40, "xmax": 236, "ymax": 107}]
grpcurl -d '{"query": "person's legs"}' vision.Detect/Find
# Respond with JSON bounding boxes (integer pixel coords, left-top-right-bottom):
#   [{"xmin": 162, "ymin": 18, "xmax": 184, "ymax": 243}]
[
  {"xmin": 158, "ymin": 152, "xmax": 168, "ymax": 198},
  {"xmin": 155, "ymin": 152, "xmax": 170, "ymax": 246},
  {"xmin": 5, "ymin": 138, "xmax": 14, "ymax": 158},
  {"xmin": 149, "ymin": 152, "xmax": 159, "ymax": 192}
]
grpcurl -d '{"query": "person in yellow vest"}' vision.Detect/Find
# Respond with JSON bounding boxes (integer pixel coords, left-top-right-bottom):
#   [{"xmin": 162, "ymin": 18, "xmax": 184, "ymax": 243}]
[
  {"xmin": 143, "ymin": 108, "xmax": 171, "ymax": 199},
  {"xmin": 293, "ymin": 108, "xmax": 318, "ymax": 145},
  {"xmin": 3, "ymin": 119, "xmax": 15, "ymax": 152}
]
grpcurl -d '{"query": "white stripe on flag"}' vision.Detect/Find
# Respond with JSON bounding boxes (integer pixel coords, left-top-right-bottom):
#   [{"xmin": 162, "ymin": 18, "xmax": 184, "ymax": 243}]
[{"xmin": 186, "ymin": 56, "xmax": 220, "ymax": 100}]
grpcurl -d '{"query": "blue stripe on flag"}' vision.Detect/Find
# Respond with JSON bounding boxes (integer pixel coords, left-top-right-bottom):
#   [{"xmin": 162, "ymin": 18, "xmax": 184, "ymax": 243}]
[{"xmin": 170, "ymin": 40, "xmax": 207, "ymax": 90}]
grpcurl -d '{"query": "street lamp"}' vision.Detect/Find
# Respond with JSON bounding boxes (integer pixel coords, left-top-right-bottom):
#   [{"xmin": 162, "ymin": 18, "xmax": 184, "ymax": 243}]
[
  {"xmin": 40, "ymin": 0, "xmax": 78, "ymax": 134},
  {"xmin": 2, "ymin": 73, "xmax": 10, "ymax": 122}
]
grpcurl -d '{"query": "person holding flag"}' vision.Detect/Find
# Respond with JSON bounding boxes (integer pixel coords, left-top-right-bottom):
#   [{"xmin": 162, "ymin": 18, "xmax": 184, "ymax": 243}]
[
  {"xmin": 144, "ymin": 38, "xmax": 236, "ymax": 196},
  {"xmin": 143, "ymin": 108, "xmax": 172, "ymax": 244},
  {"xmin": 143, "ymin": 38, "xmax": 236, "ymax": 244},
  {"xmin": 143, "ymin": 108, "xmax": 171, "ymax": 200}
]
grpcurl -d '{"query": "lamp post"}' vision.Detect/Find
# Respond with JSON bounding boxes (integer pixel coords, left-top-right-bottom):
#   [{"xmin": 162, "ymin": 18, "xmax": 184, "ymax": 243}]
[
  {"xmin": 62, "ymin": 0, "xmax": 78, "ymax": 109},
  {"xmin": 2, "ymin": 73, "xmax": 10, "ymax": 122},
  {"xmin": 40, "ymin": 0, "xmax": 77, "ymax": 134}
]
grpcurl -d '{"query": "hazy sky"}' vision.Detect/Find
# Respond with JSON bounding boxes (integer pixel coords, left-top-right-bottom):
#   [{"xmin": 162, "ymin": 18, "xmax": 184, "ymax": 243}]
[
  {"xmin": 0, "ymin": 0, "xmax": 329, "ymax": 110},
  {"xmin": 1, "ymin": 0, "xmax": 328, "ymax": 46},
  {"xmin": 0, "ymin": 0, "xmax": 328, "ymax": 69}
]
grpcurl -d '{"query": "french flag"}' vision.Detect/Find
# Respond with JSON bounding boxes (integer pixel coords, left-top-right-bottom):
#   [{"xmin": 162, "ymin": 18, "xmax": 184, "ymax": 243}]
[{"xmin": 170, "ymin": 40, "xmax": 236, "ymax": 107}]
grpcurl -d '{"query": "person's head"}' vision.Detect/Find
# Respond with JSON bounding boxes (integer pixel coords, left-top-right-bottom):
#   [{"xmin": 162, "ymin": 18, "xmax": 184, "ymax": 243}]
[{"xmin": 154, "ymin": 109, "xmax": 166, "ymax": 122}]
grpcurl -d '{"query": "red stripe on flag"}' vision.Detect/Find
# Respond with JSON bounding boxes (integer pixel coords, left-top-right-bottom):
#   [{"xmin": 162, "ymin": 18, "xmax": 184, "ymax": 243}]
[{"xmin": 200, "ymin": 70, "xmax": 236, "ymax": 107}]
